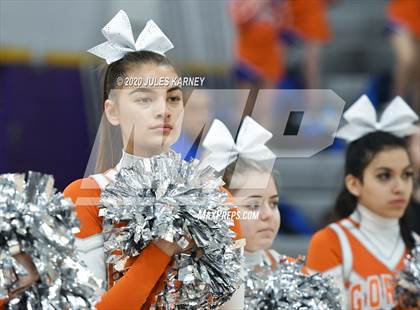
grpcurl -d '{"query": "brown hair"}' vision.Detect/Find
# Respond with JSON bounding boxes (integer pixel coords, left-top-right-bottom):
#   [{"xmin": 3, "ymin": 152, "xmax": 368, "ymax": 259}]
[
  {"xmin": 95, "ymin": 50, "xmax": 175, "ymax": 173},
  {"xmin": 222, "ymin": 158, "xmax": 280, "ymax": 194}
]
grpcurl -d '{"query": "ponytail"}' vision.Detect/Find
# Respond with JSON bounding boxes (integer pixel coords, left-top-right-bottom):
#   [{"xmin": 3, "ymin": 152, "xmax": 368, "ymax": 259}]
[
  {"xmin": 334, "ymin": 186, "xmax": 357, "ymax": 220},
  {"xmin": 400, "ymin": 213, "xmax": 415, "ymax": 251}
]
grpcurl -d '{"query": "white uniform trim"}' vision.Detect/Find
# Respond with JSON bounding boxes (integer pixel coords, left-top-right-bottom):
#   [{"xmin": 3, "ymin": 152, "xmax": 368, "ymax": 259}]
[
  {"xmin": 340, "ymin": 218, "xmax": 405, "ymax": 271},
  {"xmin": 75, "ymin": 155, "xmax": 135, "ymax": 292},
  {"xmin": 329, "ymin": 223, "xmax": 353, "ymax": 282},
  {"xmin": 75, "ymin": 234, "xmax": 104, "ymax": 253},
  {"xmin": 75, "ymin": 172, "xmax": 114, "ymax": 289},
  {"xmin": 90, "ymin": 168, "xmax": 118, "ymax": 190},
  {"xmin": 75, "ymin": 234, "xmax": 106, "ymax": 288},
  {"xmin": 221, "ymin": 282, "xmax": 244, "ymax": 310},
  {"xmin": 267, "ymin": 249, "xmax": 281, "ymax": 264},
  {"xmin": 90, "ymin": 173, "xmax": 109, "ymax": 190}
]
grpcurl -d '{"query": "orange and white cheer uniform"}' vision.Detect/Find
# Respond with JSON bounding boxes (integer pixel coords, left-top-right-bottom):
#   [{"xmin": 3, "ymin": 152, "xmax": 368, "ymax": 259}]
[
  {"xmin": 64, "ymin": 150, "xmax": 244, "ymax": 310},
  {"xmin": 306, "ymin": 204, "xmax": 417, "ymax": 310}
]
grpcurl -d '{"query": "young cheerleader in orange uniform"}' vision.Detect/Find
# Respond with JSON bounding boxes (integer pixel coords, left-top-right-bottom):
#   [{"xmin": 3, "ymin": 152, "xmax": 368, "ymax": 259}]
[
  {"xmin": 226, "ymin": 160, "xmax": 285, "ymax": 271},
  {"xmin": 202, "ymin": 116, "xmax": 282, "ymax": 269},
  {"xmin": 64, "ymin": 11, "xmax": 243, "ymax": 309},
  {"xmin": 306, "ymin": 95, "xmax": 419, "ymax": 309}
]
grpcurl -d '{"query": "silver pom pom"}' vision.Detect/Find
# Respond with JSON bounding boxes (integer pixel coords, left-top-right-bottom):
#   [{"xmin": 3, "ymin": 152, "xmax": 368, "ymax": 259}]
[
  {"xmin": 100, "ymin": 151, "xmax": 243, "ymax": 309},
  {"xmin": 0, "ymin": 172, "xmax": 102, "ymax": 309},
  {"xmin": 395, "ymin": 242, "xmax": 420, "ymax": 308},
  {"xmin": 244, "ymin": 256, "xmax": 342, "ymax": 309}
]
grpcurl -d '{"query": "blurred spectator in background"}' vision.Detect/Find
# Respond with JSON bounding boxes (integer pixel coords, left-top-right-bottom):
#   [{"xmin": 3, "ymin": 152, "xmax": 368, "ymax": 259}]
[
  {"xmin": 281, "ymin": 0, "xmax": 333, "ymax": 90},
  {"xmin": 387, "ymin": 0, "xmax": 420, "ymax": 113},
  {"xmin": 229, "ymin": 0, "xmax": 285, "ymax": 90},
  {"xmin": 277, "ymin": 0, "xmax": 333, "ymax": 137},
  {"xmin": 229, "ymin": 0, "xmax": 286, "ymax": 130}
]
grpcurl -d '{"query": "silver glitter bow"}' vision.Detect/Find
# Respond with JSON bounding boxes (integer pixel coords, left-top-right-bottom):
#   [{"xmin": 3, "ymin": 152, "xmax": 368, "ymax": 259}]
[
  {"xmin": 0, "ymin": 172, "xmax": 102, "ymax": 309},
  {"xmin": 99, "ymin": 151, "xmax": 243, "ymax": 309},
  {"xmin": 244, "ymin": 256, "xmax": 342, "ymax": 309},
  {"xmin": 88, "ymin": 10, "xmax": 174, "ymax": 64}
]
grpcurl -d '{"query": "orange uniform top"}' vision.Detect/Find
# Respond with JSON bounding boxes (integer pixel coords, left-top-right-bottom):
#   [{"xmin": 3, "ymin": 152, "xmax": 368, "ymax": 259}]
[
  {"xmin": 229, "ymin": 0, "xmax": 285, "ymax": 83},
  {"xmin": 64, "ymin": 173, "xmax": 242, "ymax": 310},
  {"xmin": 306, "ymin": 209, "xmax": 410, "ymax": 310},
  {"xmin": 283, "ymin": 0, "xmax": 331, "ymax": 42},
  {"xmin": 388, "ymin": 0, "xmax": 420, "ymax": 38}
]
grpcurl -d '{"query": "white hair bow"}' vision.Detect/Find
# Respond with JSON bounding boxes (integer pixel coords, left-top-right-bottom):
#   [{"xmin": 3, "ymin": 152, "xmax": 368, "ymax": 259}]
[
  {"xmin": 336, "ymin": 95, "xmax": 419, "ymax": 142},
  {"xmin": 201, "ymin": 116, "xmax": 276, "ymax": 172},
  {"xmin": 88, "ymin": 10, "xmax": 174, "ymax": 64}
]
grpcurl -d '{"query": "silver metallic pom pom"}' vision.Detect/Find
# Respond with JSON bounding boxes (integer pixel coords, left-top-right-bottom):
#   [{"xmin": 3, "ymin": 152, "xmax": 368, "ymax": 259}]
[
  {"xmin": 0, "ymin": 172, "xmax": 102, "ymax": 309},
  {"xmin": 244, "ymin": 256, "xmax": 342, "ymax": 309},
  {"xmin": 99, "ymin": 151, "xmax": 243, "ymax": 309},
  {"xmin": 395, "ymin": 242, "xmax": 420, "ymax": 308}
]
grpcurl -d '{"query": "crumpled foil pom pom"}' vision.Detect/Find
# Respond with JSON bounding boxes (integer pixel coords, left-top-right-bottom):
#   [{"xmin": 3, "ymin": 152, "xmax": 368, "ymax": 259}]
[
  {"xmin": 244, "ymin": 256, "xmax": 342, "ymax": 309},
  {"xmin": 99, "ymin": 151, "xmax": 243, "ymax": 309},
  {"xmin": 395, "ymin": 242, "xmax": 420, "ymax": 308},
  {"xmin": 0, "ymin": 172, "xmax": 102, "ymax": 309}
]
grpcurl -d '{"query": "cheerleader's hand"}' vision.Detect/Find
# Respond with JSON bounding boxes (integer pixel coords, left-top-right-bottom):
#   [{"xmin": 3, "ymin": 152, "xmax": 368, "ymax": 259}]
[
  {"xmin": 8, "ymin": 253, "xmax": 39, "ymax": 299},
  {"xmin": 153, "ymin": 236, "xmax": 195, "ymax": 257}
]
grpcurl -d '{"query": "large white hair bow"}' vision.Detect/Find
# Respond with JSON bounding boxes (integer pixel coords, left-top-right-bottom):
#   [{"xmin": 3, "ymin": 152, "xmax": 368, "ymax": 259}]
[
  {"xmin": 336, "ymin": 95, "xmax": 419, "ymax": 142},
  {"xmin": 88, "ymin": 10, "xmax": 174, "ymax": 64},
  {"xmin": 201, "ymin": 116, "xmax": 276, "ymax": 172}
]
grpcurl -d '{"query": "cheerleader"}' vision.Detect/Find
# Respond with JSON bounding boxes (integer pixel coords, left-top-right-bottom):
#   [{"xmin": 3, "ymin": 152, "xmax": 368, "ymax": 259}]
[
  {"xmin": 305, "ymin": 95, "xmax": 419, "ymax": 309},
  {"xmin": 201, "ymin": 116, "xmax": 285, "ymax": 275},
  {"xmin": 224, "ymin": 159, "xmax": 284, "ymax": 270},
  {"xmin": 64, "ymin": 11, "xmax": 243, "ymax": 309}
]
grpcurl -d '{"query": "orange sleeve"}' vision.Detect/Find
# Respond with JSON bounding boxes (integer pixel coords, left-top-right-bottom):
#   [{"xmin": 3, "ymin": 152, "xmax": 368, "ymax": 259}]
[
  {"xmin": 64, "ymin": 178, "xmax": 103, "ymax": 238},
  {"xmin": 306, "ymin": 226, "xmax": 341, "ymax": 272},
  {"xmin": 96, "ymin": 243, "xmax": 171, "ymax": 310},
  {"xmin": 0, "ymin": 299, "xmax": 6, "ymax": 310},
  {"xmin": 64, "ymin": 178, "xmax": 171, "ymax": 310},
  {"xmin": 220, "ymin": 187, "xmax": 243, "ymax": 241}
]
